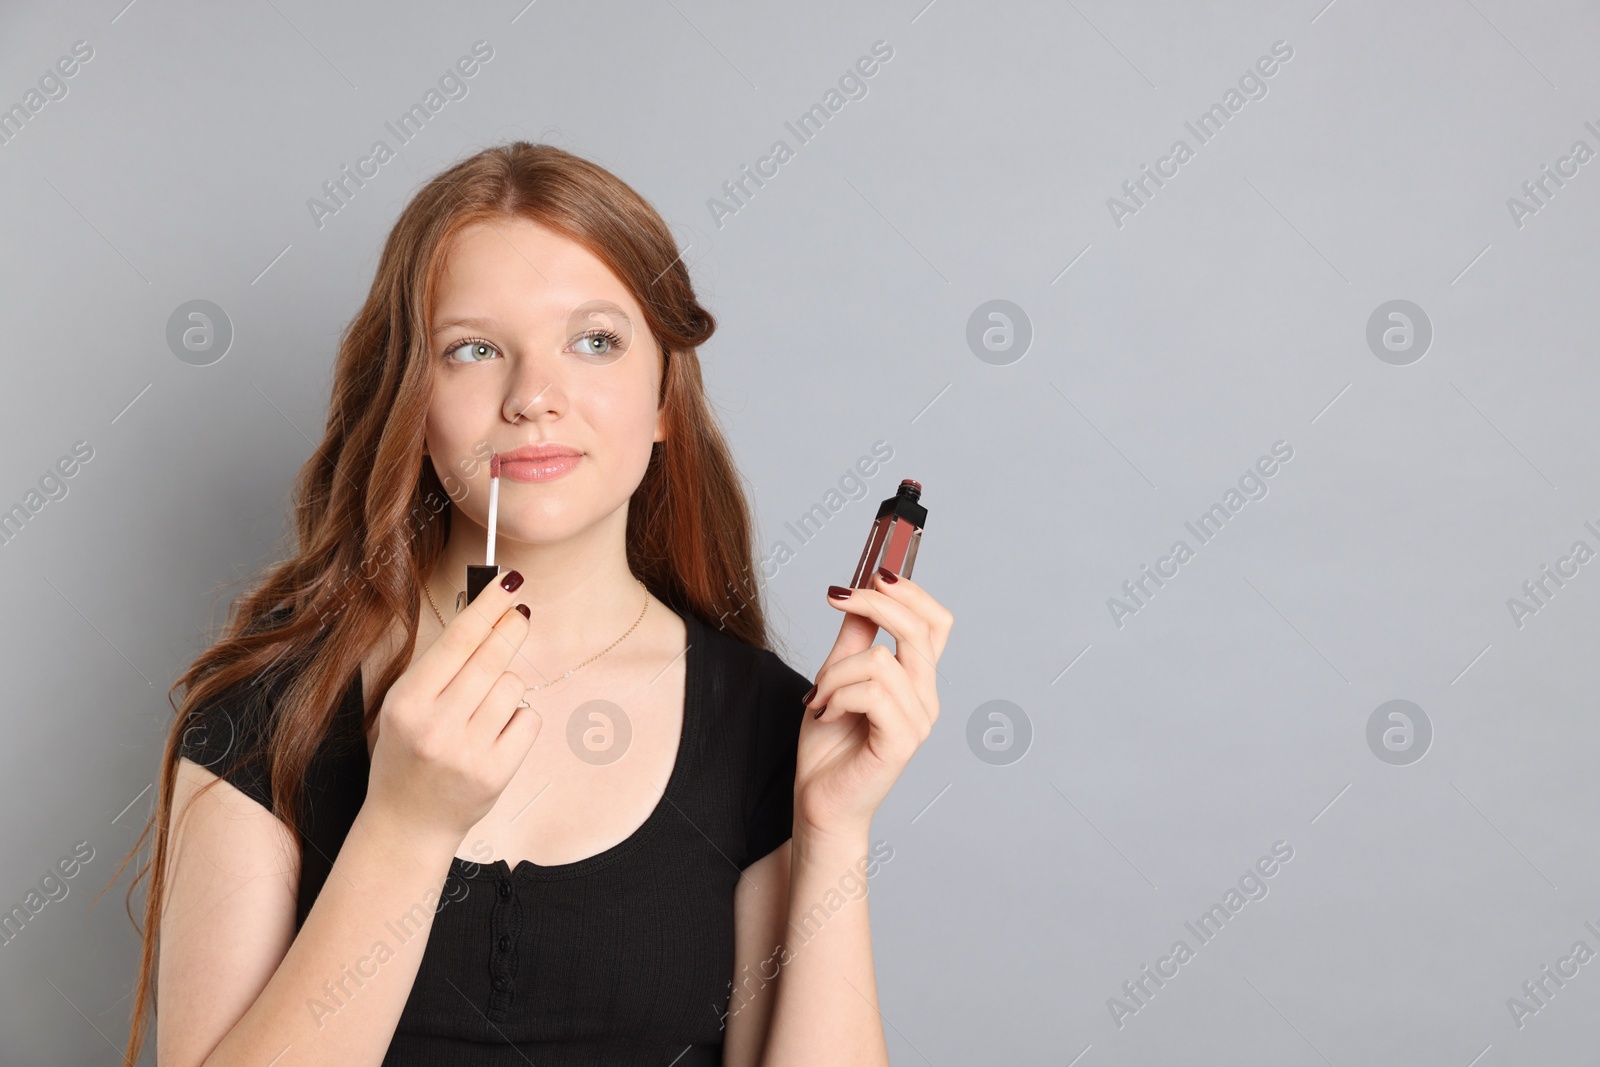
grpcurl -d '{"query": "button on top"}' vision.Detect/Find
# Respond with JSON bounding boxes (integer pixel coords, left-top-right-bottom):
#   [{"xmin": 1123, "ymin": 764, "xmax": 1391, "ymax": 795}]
[
  {"xmin": 498, "ymin": 933, "xmax": 512, "ymax": 952},
  {"xmin": 497, "ymin": 881, "xmax": 512, "ymax": 900},
  {"xmin": 492, "ymin": 975, "xmax": 510, "ymax": 991}
]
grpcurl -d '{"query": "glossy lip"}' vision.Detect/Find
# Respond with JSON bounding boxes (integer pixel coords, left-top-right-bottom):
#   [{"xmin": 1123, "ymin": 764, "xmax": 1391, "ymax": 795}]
[
  {"xmin": 498, "ymin": 443, "xmax": 582, "ymax": 463},
  {"xmin": 496, "ymin": 443, "xmax": 583, "ymax": 483}
]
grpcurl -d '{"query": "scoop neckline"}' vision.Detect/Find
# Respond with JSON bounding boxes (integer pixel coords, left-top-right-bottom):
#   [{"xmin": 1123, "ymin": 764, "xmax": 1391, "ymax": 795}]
[{"xmin": 353, "ymin": 607, "xmax": 703, "ymax": 882}]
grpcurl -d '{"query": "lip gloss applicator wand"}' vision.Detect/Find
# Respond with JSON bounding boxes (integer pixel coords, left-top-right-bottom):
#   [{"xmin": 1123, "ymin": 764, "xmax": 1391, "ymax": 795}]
[
  {"xmin": 462, "ymin": 451, "xmax": 528, "ymax": 709},
  {"xmin": 460, "ymin": 451, "xmax": 502, "ymax": 609}
]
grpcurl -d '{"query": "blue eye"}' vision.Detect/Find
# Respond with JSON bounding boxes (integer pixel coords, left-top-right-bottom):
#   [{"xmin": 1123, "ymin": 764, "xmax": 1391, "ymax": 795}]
[
  {"xmin": 444, "ymin": 338, "xmax": 497, "ymax": 364},
  {"xmin": 441, "ymin": 330, "xmax": 627, "ymax": 365},
  {"xmin": 573, "ymin": 329, "xmax": 625, "ymax": 361}
]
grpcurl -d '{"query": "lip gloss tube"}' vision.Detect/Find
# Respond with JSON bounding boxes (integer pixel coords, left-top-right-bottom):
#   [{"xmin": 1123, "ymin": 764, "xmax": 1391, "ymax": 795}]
[{"xmin": 849, "ymin": 478, "xmax": 927, "ymax": 588}]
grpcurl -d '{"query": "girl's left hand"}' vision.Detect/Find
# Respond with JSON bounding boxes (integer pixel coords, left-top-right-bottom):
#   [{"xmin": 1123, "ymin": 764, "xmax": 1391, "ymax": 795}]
[{"xmin": 794, "ymin": 568, "xmax": 954, "ymax": 842}]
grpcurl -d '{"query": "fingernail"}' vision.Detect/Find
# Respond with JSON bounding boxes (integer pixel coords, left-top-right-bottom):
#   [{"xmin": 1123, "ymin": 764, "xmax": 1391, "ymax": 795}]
[
  {"xmin": 827, "ymin": 585, "xmax": 853, "ymax": 599},
  {"xmin": 876, "ymin": 566, "xmax": 899, "ymax": 584},
  {"xmin": 802, "ymin": 684, "xmax": 817, "ymax": 705},
  {"xmin": 515, "ymin": 604, "xmax": 530, "ymax": 619},
  {"xmin": 501, "ymin": 570, "xmax": 524, "ymax": 592},
  {"xmin": 813, "ymin": 705, "xmax": 826, "ymax": 719}
]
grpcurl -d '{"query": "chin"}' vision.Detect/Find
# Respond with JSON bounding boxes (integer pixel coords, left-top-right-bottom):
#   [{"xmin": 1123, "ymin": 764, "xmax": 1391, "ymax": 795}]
[{"xmin": 498, "ymin": 495, "xmax": 630, "ymax": 543}]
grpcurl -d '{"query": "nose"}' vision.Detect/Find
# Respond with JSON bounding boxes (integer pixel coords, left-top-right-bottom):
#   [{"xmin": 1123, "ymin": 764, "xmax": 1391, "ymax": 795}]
[{"xmin": 504, "ymin": 354, "xmax": 567, "ymax": 424}]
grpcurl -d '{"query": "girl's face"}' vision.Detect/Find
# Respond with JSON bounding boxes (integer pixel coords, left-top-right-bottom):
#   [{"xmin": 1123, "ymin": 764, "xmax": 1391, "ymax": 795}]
[{"xmin": 425, "ymin": 217, "xmax": 667, "ymax": 544}]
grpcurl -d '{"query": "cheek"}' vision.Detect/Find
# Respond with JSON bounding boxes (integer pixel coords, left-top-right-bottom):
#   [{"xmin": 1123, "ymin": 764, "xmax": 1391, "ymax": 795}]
[
  {"xmin": 584, "ymin": 375, "xmax": 661, "ymax": 445},
  {"xmin": 581, "ymin": 387, "xmax": 659, "ymax": 490},
  {"xmin": 428, "ymin": 392, "xmax": 494, "ymax": 459}
]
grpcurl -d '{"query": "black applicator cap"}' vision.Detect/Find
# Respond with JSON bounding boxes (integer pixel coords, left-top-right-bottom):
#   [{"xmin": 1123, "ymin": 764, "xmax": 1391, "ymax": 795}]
[{"xmin": 465, "ymin": 564, "xmax": 501, "ymax": 607}]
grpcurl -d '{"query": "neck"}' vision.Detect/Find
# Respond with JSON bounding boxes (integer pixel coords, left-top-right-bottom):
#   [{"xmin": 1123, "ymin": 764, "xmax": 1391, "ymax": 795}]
[{"xmin": 425, "ymin": 503, "xmax": 650, "ymax": 662}]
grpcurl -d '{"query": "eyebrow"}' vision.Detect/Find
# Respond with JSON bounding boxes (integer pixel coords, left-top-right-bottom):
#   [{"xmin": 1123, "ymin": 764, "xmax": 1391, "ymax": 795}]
[
  {"xmin": 431, "ymin": 316, "xmax": 499, "ymax": 336},
  {"xmin": 431, "ymin": 301, "xmax": 634, "ymax": 337}
]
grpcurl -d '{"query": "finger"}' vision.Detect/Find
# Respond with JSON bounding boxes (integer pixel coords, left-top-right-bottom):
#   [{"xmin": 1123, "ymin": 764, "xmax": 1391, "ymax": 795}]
[
  {"xmin": 811, "ymin": 677, "xmax": 922, "ymax": 764},
  {"xmin": 466, "ymin": 670, "xmax": 532, "ymax": 748},
  {"xmin": 408, "ymin": 568, "xmax": 529, "ymax": 699},
  {"xmin": 821, "ymin": 587, "xmax": 881, "ymax": 673},
  {"xmin": 490, "ymin": 702, "xmax": 543, "ymax": 774},
  {"xmin": 825, "ymin": 584, "xmax": 937, "ymax": 698},
  {"xmin": 438, "ymin": 595, "xmax": 532, "ymax": 722},
  {"xmin": 869, "ymin": 569, "xmax": 954, "ymax": 660},
  {"xmin": 805, "ymin": 643, "xmax": 933, "ymax": 738}
]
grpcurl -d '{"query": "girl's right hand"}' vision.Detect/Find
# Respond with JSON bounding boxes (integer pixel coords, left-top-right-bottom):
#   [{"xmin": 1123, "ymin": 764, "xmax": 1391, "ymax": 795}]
[{"xmin": 365, "ymin": 569, "xmax": 542, "ymax": 847}]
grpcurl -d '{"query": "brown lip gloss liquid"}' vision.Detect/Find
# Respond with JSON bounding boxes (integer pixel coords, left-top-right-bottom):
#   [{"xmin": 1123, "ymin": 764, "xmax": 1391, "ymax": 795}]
[{"xmin": 849, "ymin": 479, "xmax": 927, "ymax": 588}]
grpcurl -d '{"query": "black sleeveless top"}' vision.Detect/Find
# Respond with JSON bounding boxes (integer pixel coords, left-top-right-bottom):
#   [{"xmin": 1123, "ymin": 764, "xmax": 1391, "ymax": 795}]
[{"xmin": 177, "ymin": 608, "xmax": 812, "ymax": 1065}]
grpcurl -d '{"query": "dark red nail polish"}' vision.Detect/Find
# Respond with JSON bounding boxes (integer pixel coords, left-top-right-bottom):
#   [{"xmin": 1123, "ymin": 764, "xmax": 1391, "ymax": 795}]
[
  {"xmin": 515, "ymin": 604, "xmax": 530, "ymax": 619},
  {"xmin": 500, "ymin": 570, "xmax": 524, "ymax": 592},
  {"xmin": 813, "ymin": 705, "xmax": 825, "ymax": 719},
  {"xmin": 827, "ymin": 585, "xmax": 853, "ymax": 599},
  {"xmin": 802, "ymin": 684, "xmax": 817, "ymax": 705},
  {"xmin": 876, "ymin": 566, "xmax": 899, "ymax": 584}
]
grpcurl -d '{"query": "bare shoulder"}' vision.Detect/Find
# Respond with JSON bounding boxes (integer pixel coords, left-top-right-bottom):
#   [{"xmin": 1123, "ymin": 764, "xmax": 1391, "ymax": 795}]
[{"xmin": 158, "ymin": 758, "xmax": 300, "ymax": 1063}]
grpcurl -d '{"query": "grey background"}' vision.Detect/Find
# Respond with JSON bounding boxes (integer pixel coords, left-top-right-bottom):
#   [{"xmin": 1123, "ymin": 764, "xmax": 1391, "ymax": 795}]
[{"xmin": 1, "ymin": 0, "xmax": 1597, "ymax": 1063}]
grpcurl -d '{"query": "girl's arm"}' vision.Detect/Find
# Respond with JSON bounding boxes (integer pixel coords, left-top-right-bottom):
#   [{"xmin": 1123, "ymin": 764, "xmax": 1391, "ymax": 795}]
[
  {"xmin": 159, "ymin": 574, "xmax": 539, "ymax": 1065},
  {"xmin": 158, "ymin": 761, "xmax": 461, "ymax": 1066},
  {"xmin": 750, "ymin": 828, "xmax": 888, "ymax": 1067},
  {"xmin": 723, "ymin": 842, "xmax": 791, "ymax": 1066},
  {"xmin": 753, "ymin": 571, "xmax": 954, "ymax": 1066}
]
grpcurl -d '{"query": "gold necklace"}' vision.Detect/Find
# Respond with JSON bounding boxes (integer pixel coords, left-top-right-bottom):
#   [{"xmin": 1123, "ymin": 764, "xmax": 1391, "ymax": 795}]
[{"xmin": 421, "ymin": 576, "xmax": 650, "ymax": 691}]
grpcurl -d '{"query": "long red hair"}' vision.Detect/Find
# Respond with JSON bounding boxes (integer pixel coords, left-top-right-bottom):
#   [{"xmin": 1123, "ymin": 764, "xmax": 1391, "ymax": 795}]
[{"xmin": 103, "ymin": 141, "xmax": 768, "ymax": 1063}]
